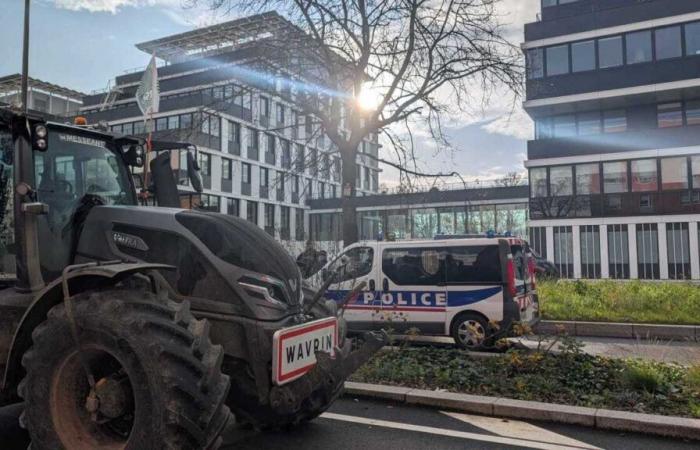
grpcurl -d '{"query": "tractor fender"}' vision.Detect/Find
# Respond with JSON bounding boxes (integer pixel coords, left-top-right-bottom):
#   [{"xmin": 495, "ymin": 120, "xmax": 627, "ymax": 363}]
[{"xmin": 1, "ymin": 262, "xmax": 173, "ymax": 400}]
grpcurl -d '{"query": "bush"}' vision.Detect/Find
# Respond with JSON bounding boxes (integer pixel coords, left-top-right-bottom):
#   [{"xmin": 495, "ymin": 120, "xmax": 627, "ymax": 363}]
[
  {"xmin": 622, "ymin": 364, "xmax": 664, "ymax": 393},
  {"xmin": 538, "ymin": 279, "xmax": 700, "ymax": 325},
  {"xmin": 687, "ymin": 365, "xmax": 700, "ymax": 393}
]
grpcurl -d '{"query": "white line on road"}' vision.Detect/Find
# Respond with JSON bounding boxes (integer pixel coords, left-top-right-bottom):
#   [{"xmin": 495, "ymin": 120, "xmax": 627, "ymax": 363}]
[
  {"xmin": 441, "ymin": 411, "xmax": 602, "ymax": 450},
  {"xmin": 320, "ymin": 412, "xmax": 600, "ymax": 450}
]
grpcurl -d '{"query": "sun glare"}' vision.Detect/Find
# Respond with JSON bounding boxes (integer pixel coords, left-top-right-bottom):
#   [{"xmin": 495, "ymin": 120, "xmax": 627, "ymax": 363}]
[{"xmin": 356, "ymin": 84, "xmax": 382, "ymax": 111}]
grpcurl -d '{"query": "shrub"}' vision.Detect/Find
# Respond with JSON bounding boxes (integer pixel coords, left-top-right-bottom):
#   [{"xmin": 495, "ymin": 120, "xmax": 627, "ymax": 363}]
[
  {"xmin": 622, "ymin": 364, "xmax": 664, "ymax": 393},
  {"xmin": 687, "ymin": 365, "xmax": 700, "ymax": 393}
]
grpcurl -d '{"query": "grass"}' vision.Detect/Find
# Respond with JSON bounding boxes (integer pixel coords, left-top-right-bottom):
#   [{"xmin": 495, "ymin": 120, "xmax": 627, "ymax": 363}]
[
  {"xmin": 537, "ymin": 279, "xmax": 700, "ymax": 325},
  {"xmin": 351, "ymin": 345, "xmax": 700, "ymax": 418}
]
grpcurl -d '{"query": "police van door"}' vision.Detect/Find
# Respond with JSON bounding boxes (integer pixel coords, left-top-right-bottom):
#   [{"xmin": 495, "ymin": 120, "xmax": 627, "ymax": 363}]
[
  {"xmin": 324, "ymin": 245, "xmax": 381, "ymax": 331},
  {"xmin": 379, "ymin": 245, "xmax": 447, "ymax": 335}
]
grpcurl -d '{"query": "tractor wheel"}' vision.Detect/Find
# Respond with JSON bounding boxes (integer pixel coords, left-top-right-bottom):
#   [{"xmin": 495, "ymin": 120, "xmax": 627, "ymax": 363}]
[{"xmin": 18, "ymin": 287, "xmax": 231, "ymax": 450}]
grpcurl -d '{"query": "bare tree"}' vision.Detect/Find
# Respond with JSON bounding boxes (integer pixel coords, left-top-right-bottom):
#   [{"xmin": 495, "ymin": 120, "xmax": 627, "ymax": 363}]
[
  {"xmin": 186, "ymin": 0, "xmax": 522, "ymax": 244},
  {"xmin": 495, "ymin": 171, "xmax": 525, "ymax": 187}
]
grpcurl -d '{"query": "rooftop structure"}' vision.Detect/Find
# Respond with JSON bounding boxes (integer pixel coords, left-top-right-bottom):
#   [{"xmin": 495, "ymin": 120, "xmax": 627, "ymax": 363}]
[{"xmin": 0, "ymin": 74, "xmax": 84, "ymax": 116}]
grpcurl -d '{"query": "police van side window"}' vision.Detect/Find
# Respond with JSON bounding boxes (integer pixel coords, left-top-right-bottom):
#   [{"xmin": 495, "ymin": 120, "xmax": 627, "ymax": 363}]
[
  {"xmin": 444, "ymin": 245, "xmax": 501, "ymax": 284},
  {"xmin": 382, "ymin": 248, "xmax": 446, "ymax": 286},
  {"xmin": 328, "ymin": 247, "xmax": 374, "ymax": 283},
  {"xmin": 510, "ymin": 245, "xmax": 526, "ymax": 284}
]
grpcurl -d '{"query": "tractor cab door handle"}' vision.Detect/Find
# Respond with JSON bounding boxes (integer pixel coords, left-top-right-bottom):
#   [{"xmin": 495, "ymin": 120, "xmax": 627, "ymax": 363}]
[
  {"xmin": 369, "ymin": 279, "xmax": 375, "ymax": 291},
  {"xmin": 382, "ymin": 278, "xmax": 389, "ymax": 292}
]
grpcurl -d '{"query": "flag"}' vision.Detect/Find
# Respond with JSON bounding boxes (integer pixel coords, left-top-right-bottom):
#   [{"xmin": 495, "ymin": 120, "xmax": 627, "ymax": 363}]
[{"xmin": 136, "ymin": 55, "xmax": 160, "ymax": 117}]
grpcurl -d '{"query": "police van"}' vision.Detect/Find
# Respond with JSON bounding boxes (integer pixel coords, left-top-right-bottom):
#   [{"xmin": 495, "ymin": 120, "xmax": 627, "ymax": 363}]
[{"xmin": 322, "ymin": 237, "xmax": 539, "ymax": 350}]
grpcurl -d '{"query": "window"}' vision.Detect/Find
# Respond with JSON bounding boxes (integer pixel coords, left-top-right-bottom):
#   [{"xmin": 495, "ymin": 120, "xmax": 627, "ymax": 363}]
[
  {"xmin": 180, "ymin": 113, "xmax": 192, "ymax": 129},
  {"xmin": 685, "ymin": 22, "xmax": 700, "ymax": 56},
  {"xmin": 295, "ymin": 144, "xmax": 305, "ymax": 172},
  {"xmin": 328, "ymin": 247, "xmax": 374, "ymax": 283},
  {"xmin": 446, "ymin": 246, "xmax": 503, "ymax": 284},
  {"xmin": 227, "ymin": 198, "xmax": 239, "ymax": 216},
  {"xmin": 229, "ymin": 121, "xmax": 240, "ymax": 144},
  {"xmin": 535, "ymin": 118, "xmax": 553, "ymax": 139},
  {"xmin": 576, "ymin": 111, "xmax": 600, "ymax": 135},
  {"xmin": 576, "ymin": 163, "xmax": 600, "ymax": 194},
  {"xmin": 382, "ymin": 247, "xmax": 445, "ymax": 286},
  {"xmin": 598, "ymin": 36, "xmax": 623, "ymax": 68},
  {"xmin": 281, "ymin": 140, "xmax": 291, "ymax": 168},
  {"xmin": 529, "ymin": 227, "xmax": 547, "ymax": 259},
  {"xmin": 549, "ymin": 166, "xmax": 573, "ymax": 196},
  {"xmin": 295, "ymin": 208, "xmax": 305, "ymax": 241},
  {"xmin": 636, "ymin": 224, "xmax": 659, "ymax": 279},
  {"xmin": 667, "ymin": 223, "xmax": 690, "ymax": 280},
  {"xmin": 580, "ymin": 225, "xmax": 601, "ymax": 279},
  {"xmin": 692, "ymin": 156, "xmax": 700, "ymax": 189},
  {"xmin": 527, "ymin": 48, "xmax": 544, "ymax": 79},
  {"xmin": 198, "ymin": 153, "xmax": 211, "ymax": 177},
  {"xmin": 246, "ymin": 201, "xmax": 258, "ymax": 224},
  {"xmin": 280, "ymin": 206, "xmax": 290, "ymax": 240},
  {"xmin": 260, "ymin": 167, "xmax": 269, "ymax": 187},
  {"xmin": 411, "ymin": 208, "xmax": 438, "ymax": 238},
  {"xmin": 292, "ymin": 175, "xmax": 299, "ymax": 194},
  {"xmin": 546, "ymin": 45, "xmax": 569, "ymax": 76},
  {"xmin": 658, "ymin": 103, "xmax": 683, "ymax": 128},
  {"xmin": 631, "ymin": 159, "xmax": 658, "ymax": 192},
  {"xmin": 552, "ymin": 115, "xmax": 576, "ymax": 138},
  {"xmin": 260, "ymin": 96, "xmax": 269, "ymax": 117},
  {"xmin": 553, "ymin": 226, "xmax": 573, "ymax": 278},
  {"xmin": 655, "ymin": 26, "xmax": 682, "ymax": 60},
  {"xmin": 571, "ymin": 40, "xmax": 596, "ymax": 72},
  {"xmin": 530, "ymin": 167, "xmax": 548, "ymax": 198},
  {"xmin": 222, "ymin": 158, "xmax": 232, "ymax": 180},
  {"xmin": 608, "ymin": 224, "xmax": 629, "ymax": 279},
  {"xmin": 276, "ymin": 104, "xmax": 285, "ymax": 125},
  {"xmin": 242, "ymin": 162, "xmax": 251, "ymax": 184},
  {"xmin": 661, "ymin": 157, "xmax": 688, "ymax": 190},
  {"xmin": 156, "ymin": 117, "xmax": 167, "ymax": 131},
  {"xmin": 134, "ymin": 121, "xmax": 146, "ymax": 134},
  {"xmin": 686, "ymin": 100, "xmax": 700, "ymax": 126},
  {"xmin": 167, "ymin": 116, "xmax": 179, "ymax": 130},
  {"xmin": 626, "ymin": 30, "xmax": 652, "ymax": 64},
  {"xmin": 603, "ymin": 110, "xmax": 627, "ymax": 133},
  {"xmin": 603, "ymin": 161, "xmax": 628, "ymax": 193},
  {"xmin": 264, "ymin": 203, "xmax": 275, "ymax": 235},
  {"xmin": 199, "ymin": 194, "xmax": 220, "ymax": 212}
]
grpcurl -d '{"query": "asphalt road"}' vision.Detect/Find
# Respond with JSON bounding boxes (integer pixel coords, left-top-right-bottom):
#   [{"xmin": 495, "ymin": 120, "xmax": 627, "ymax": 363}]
[{"xmin": 1, "ymin": 398, "xmax": 696, "ymax": 449}]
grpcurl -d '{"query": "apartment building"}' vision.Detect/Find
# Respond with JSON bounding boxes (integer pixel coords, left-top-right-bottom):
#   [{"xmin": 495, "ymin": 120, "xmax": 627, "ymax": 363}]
[
  {"xmin": 524, "ymin": 0, "xmax": 700, "ymax": 280},
  {"xmin": 0, "ymin": 74, "xmax": 83, "ymax": 116},
  {"xmin": 80, "ymin": 12, "xmax": 381, "ymax": 245}
]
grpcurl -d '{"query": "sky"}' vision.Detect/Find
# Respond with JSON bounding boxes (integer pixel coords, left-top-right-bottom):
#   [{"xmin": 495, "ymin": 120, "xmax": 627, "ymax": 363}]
[{"xmin": 0, "ymin": 0, "xmax": 540, "ymax": 185}]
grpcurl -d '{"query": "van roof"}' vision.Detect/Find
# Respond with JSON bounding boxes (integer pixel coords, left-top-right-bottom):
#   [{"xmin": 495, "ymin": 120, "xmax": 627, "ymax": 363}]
[{"xmin": 354, "ymin": 238, "xmax": 506, "ymax": 247}]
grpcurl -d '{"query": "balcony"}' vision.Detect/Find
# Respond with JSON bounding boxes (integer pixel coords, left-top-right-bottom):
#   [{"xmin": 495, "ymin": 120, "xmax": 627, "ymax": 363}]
[
  {"xmin": 265, "ymin": 151, "xmax": 276, "ymax": 166},
  {"xmin": 277, "ymin": 189, "xmax": 285, "ymax": 202},
  {"xmin": 260, "ymin": 185, "xmax": 269, "ymax": 199},
  {"xmin": 528, "ymin": 126, "xmax": 700, "ymax": 160},
  {"xmin": 227, "ymin": 140, "xmax": 240, "ymax": 156},
  {"xmin": 241, "ymin": 182, "xmax": 251, "ymax": 196},
  {"xmin": 529, "ymin": 191, "xmax": 700, "ymax": 220},
  {"xmin": 247, "ymin": 146, "xmax": 259, "ymax": 161},
  {"xmin": 221, "ymin": 178, "xmax": 232, "ymax": 193}
]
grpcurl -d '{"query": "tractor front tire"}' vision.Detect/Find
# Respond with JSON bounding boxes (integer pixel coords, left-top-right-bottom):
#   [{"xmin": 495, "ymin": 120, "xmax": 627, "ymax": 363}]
[{"xmin": 18, "ymin": 287, "xmax": 231, "ymax": 450}]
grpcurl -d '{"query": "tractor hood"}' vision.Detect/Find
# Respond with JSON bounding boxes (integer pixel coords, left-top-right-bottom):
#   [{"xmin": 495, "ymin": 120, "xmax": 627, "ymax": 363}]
[{"xmin": 74, "ymin": 205, "xmax": 303, "ymax": 321}]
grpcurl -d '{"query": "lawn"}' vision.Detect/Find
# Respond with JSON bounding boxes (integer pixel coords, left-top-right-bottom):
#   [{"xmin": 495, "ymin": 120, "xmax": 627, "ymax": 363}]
[
  {"xmin": 537, "ymin": 279, "xmax": 700, "ymax": 325},
  {"xmin": 351, "ymin": 344, "xmax": 700, "ymax": 418}
]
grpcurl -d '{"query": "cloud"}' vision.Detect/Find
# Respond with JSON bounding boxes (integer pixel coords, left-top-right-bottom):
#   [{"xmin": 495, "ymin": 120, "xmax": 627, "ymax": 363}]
[{"xmin": 52, "ymin": 0, "xmax": 180, "ymax": 14}]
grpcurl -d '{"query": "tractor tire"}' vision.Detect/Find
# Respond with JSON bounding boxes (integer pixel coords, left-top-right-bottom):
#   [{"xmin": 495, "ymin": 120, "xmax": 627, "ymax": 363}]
[{"xmin": 17, "ymin": 287, "xmax": 231, "ymax": 450}]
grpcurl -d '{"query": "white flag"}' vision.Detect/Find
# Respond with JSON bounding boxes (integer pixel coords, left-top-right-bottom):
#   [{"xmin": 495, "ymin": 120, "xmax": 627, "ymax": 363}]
[{"xmin": 136, "ymin": 55, "xmax": 160, "ymax": 117}]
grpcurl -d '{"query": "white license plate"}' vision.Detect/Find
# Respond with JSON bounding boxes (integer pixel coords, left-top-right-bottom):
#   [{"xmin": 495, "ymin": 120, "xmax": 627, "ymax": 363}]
[{"xmin": 272, "ymin": 317, "xmax": 338, "ymax": 386}]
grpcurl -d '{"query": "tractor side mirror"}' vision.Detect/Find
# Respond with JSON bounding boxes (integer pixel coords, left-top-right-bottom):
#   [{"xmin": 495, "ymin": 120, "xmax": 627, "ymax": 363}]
[
  {"xmin": 150, "ymin": 151, "xmax": 180, "ymax": 208},
  {"xmin": 186, "ymin": 151, "xmax": 203, "ymax": 193},
  {"xmin": 123, "ymin": 144, "xmax": 145, "ymax": 168}
]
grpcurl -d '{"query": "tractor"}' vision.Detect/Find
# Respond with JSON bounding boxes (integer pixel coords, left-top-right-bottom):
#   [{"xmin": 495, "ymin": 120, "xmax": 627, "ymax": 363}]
[{"xmin": 0, "ymin": 106, "xmax": 385, "ymax": 449}]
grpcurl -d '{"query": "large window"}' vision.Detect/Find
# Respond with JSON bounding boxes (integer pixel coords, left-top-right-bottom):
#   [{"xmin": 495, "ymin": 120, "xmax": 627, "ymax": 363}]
[
  {"xmin": 626, "ymin": 30, "xmax": 652, "ymax": 64},
  {"xmin": 264, "ymin": 203, "xmax": 275, "ymax": 235},
  {"xmin": 412, "ymin": 208, "xmax": 438, "ymax": 238},
  {"xmin": 553, "ymin": 115, "xmax": 576, "ymax": 138},
  {"xmin": 598, "ymin": 36, "xmax": 623, "ymax": 68},
  {"xmin": 580, "ymin": 225, "xmax": 601, "ymax": 279},
  {"xmin": 661, "ymin": 157, "xmax": 688, "ymax": 190},
  {"xmin": 577, "ymin": 111, "xmax": 601, "ymax": 135},
  {"xmin": 222, "ymin": 158, "xmax": 232, "ymax": 181},
  {"xmin": 692, "ymin": 156, "xmax": 700, "ymax": 189},
  {"xmin": 685, "ymin": 22, "xmax": 700, "ymax": 56},
  {"xmin": 546, "ymin": 45, "xmax": 570, "ymax": 76},
  {"xmin": 242, "ymin": 162, "xmax": 251, "ymax": 184},
  {"xmin": 603, "ymin": 110, "xmax": 627, "ymax": 133},
  {"xmin": 226, "ymin": 198, "xmax": 239, "ymax": 216},
  {"xmin": 686, "ymin": 100, "xmax": 700, "ymax": 126},
  {"xmin": 527, "ymin": 48, "xmax": 544, "ymax": 79},
  {"xmin": 553, "ymin": 226, "xmax": 573, "ymax": 278},
  {"xmin": 529, "ymin": 227, "xmax": 547, "ymax": 259},
  {"xmin": 603, "ymin": 161, "xmax": 628, "ymax": 193},
  {"xmin": 549, "ymin": 166, "xmax": 573, "ymax": 196},
  {"xmin": 631, "ymin": 159, "xmax": 658, "ymax": 192},
  {"xmin": 576, "ymin": 163, "xmax": 600, "ymax": 194},
  {"xmin": 571, "ymin": 40, "xmax": 596, "ymax": 72},
  {"xmin": 530, "ymin": 168, "xmax": 548, "ymax": 198},
  {"xmin": 636, "ymin": 224, "xmax": 659, "ymax": 280},
  {"xmin": 329, "ymin": 247, "xmax": 374, "ymax": 283},
  {"xmin": 607, "ymin": 224, "xmax": 629, "ymax": 279},
  {"xmin": 383, "ymin": 248, "xmax": 446, "ymax": 286},
  {"xmin": 655, "ymin": 26, "xmax": 682, "ymax": 60},
  {"xmin": 667, "ymin": 223, "xmax": 691, "ymax": 280},
  {"xmin": 658, "ymin": 103, "xmax": 683, "ymax": 128},
  {"xmin": 246, "ymin": 201, "xmax": 258, "ymax": 224},
  {"xmin": 386, "ymin": 210, "xmax": 410, "ymax": 240}
]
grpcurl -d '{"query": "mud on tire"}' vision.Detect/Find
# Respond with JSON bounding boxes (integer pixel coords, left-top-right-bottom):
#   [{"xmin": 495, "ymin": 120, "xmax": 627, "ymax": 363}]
[{"xmin": 18, "ymin": 287, "xmax": 231, "ymax": 450}]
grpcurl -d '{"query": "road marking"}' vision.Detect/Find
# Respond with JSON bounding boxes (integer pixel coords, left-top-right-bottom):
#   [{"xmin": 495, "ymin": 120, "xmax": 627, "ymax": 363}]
[
  {"xmin": 320, "ymin": 412, "xmax": 598, "ymax": 450},
  {"xmin": 441, "ymin": 411, "xmax": 601, "ymax": 450}
]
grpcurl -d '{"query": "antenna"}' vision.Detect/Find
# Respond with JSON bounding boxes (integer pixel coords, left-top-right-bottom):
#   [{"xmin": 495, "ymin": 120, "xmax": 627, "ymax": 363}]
[{"xmin": 21, "ymin": 0, "xmax": 31, "ymax": 113}]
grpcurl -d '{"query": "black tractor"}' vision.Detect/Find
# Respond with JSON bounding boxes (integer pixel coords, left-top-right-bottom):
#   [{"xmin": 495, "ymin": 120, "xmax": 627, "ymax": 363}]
[{"xmin": 0, "ymin": 107, "xmax": 385, "ymax": 449}]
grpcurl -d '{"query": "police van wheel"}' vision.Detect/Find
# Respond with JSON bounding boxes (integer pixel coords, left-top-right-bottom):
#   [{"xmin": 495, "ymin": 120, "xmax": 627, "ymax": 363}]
[{"xmin": 452, "ymin": 313, "xmax": 490, "ymax": 351}]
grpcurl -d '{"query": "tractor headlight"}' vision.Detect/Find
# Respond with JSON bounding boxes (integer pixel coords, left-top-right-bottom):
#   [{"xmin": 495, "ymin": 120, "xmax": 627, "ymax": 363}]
[{"xmin": 34, "ymin": 124, "xmax": 47, "ymax": 139}]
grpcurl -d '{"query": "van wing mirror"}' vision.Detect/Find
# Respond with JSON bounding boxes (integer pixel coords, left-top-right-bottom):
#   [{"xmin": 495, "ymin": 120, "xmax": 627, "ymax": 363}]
[{"xmin": 186, "ymin": 151, "xmax": 203, "ymax": 193}]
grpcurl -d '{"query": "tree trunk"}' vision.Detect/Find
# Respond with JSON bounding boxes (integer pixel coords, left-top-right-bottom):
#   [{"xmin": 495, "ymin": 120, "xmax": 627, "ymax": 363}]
[{"xmin": 340, "ymin": 145, "xmax": 358, "ymax": 246}]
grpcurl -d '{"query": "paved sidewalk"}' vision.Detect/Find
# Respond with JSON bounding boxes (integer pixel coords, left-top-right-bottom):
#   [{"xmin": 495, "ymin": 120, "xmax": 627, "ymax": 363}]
[{"xmin": 391, "ymin": 334, "xmax": 700, "ymax": 365}]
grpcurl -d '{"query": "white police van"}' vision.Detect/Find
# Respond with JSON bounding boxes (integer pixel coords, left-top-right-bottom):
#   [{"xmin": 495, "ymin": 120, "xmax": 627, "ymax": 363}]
[{"xmin": 322, "ymin": 237, "xmax": 539, "ymax": 350}]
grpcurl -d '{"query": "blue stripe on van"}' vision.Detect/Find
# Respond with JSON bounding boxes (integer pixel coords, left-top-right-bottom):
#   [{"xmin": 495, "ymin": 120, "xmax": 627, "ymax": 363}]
[{"xmin": 447, "ymin": 286, "xmax": 502, "ymax": 307}]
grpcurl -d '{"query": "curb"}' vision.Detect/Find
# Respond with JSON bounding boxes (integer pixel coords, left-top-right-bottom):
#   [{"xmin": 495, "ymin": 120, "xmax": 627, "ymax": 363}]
[
  {"xmin": 534, "ymin": 320, "xmax": 699, "ymax": 342},
  {"xmin": 343, "ymin": 381, "xmax": 700, "ymax": 441}
]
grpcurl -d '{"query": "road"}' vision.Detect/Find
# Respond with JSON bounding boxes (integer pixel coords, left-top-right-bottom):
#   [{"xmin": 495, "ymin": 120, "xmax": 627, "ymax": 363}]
[
  {"xmin": 0, "ymin": 397, "xmax": 695, "ymax": 449},
  {"xmin": 222, "ymin": 397, "xmax": 697, "ymax": 450}
]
